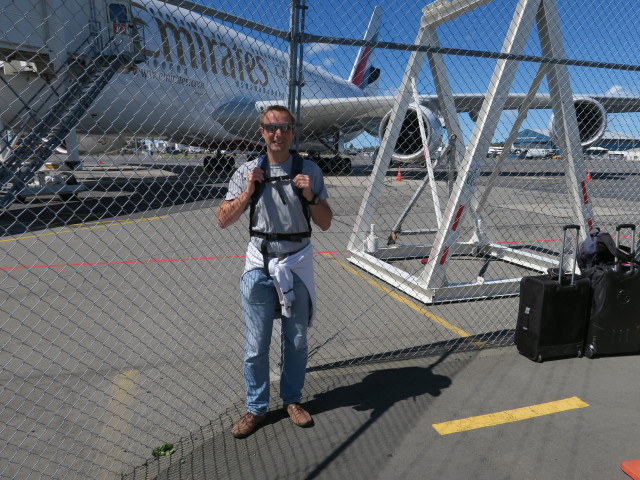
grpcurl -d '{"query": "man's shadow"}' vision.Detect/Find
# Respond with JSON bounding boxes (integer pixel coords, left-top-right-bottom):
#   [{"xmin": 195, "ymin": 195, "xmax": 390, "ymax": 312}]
[
  {"xmin": 307, "ymin": 364, "xmax": 451, "ymax": 419},
  {"xmin": 300, "ymin": 352, "xmax": 453, "ymax": 479}
]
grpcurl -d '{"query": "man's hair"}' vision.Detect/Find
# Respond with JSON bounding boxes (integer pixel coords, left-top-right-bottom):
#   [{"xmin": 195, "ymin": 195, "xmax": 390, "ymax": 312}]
[{"xmin": 259, "ymin": 105, "xmax": 295, "ymax": 125}]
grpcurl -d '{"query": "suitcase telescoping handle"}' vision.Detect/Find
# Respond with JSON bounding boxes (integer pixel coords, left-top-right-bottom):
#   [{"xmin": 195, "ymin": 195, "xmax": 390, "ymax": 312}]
[
  {"xmin": 615, "ymin": 223, "xmax": 636, "ymax": 273},
  {"xmin": 559, "ymin": 224, "xmax": 580, "ymax": 286}
]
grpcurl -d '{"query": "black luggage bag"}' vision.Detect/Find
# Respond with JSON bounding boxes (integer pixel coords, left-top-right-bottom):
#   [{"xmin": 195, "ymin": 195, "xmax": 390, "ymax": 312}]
[
  {"xmin": 515, "ymin": 225, "xmax": 590, "ymax": 362},
  {"xmin": 584, "ymin": 224, "xmax": 640, "ymax": 358}
]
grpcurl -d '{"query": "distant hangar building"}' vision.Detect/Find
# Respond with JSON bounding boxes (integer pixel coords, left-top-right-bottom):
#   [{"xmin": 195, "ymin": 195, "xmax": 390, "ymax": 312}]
[
  {"xmin": 591, "ymin": 131, "xmax": 640, "ymax": 151},
  {"xmin": 513, "ymin": 129, "xmax": 555, "ymax": 150},
  {"xmin": 513, "ymin": 128, "xmax": 640, "ymax": 151}
]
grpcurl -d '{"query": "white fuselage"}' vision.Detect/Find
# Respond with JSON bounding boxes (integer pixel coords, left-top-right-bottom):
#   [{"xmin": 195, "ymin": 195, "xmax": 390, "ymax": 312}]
[{"xmin": 0, "ymin": 0, "xmax": 367, "ymax": 150}]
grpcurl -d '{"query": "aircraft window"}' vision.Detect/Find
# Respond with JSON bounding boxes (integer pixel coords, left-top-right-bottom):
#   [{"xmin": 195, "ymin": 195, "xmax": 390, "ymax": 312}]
[{"xmin": 109, "ymin": 3, "xmax": 128, "ymax": 23}]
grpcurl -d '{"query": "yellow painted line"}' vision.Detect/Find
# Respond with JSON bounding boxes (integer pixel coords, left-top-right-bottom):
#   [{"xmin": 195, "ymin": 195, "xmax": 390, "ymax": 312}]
[
  {"xmin": 0, "ymin": 216, "xmax": 167, "ymax": 243},
  {"xmin": 95, "ymin": 369, "xmax": 140, "ymax": 478},
  {"xmin": 433, "ymin": 396, "xmax": 589, "ymax": 435},
  {"xmin": 321, "ymin": 253, "xmax": 482, "ymax": 346}
]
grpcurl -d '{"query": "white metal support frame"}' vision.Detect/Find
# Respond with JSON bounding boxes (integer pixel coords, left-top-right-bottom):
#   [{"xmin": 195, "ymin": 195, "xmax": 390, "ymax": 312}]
[
  {"xmin": 535, "ymin": 0, "xmax": 594, "ymax": 234},
  {"xmin": 413, "ymin": 77, "xmax": 442, "ymax": 228},
  {"xmin": 347, "ymin": 0, "xmax": 594, "ymax": 304},
  {"xmin": 385, "ymin": 76, "xmax": 444, "ymax": 246},
  {"xmin": 347, "ymin": 0, "xmax": 481, "ymax": 254}
]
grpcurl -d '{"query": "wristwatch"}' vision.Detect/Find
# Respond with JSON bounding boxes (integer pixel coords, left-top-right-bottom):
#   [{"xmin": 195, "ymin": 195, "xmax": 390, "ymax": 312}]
[{"xmin": 307, "ymin": 194, "xmax": 320, "ymax": 205}]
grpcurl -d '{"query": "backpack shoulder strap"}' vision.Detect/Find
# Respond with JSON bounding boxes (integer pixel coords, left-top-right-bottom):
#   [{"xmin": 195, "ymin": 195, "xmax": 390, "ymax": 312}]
[
  {"xmin": 252, "ymin": 154, "xmax": 268, "ymax": 200},
  {"xmin": 249, "ymin": 155, "xmax": 267, "ymax": 235},
  {"xmin": 290, "ymin": 153, "xmax": 304, "ymax": 197},
  {"xmin": 292, "ymin": 153, "xmax": 303, "ymax": 175},
  {"xmin": 291, "ymin": 153, "xmax": 311, "ymax": 231}
]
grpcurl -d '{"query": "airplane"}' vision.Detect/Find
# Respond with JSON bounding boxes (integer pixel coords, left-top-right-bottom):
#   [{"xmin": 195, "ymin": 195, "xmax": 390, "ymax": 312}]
[
  {"xmin": 524, "ymin": 148, "xmax": 555, "ymax": 159},
  {"xmin": 1, "ymin": 0, "xmax": 640, "ymax": 187},
  {"xmin": 0, "ymin": 0, "xmax": 385, "ymax": 177}
]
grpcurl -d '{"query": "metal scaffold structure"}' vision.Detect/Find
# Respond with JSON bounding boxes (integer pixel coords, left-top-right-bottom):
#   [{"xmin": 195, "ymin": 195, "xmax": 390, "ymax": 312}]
[
  {"xmin": 0, "ymin": 0, "xmax": 140, "ymax": 208},
  {"xmin": 348, "ymin": 0, "xmax": 594, "ymax": 304}
]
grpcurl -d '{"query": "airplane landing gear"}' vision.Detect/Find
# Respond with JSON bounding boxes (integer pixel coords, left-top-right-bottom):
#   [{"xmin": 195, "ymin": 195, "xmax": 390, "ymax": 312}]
[
  {"xmin": 203, "ymin": 151, "xmax": 235, "ymax": 173},
  {"xmin": 315, "ymin": 154, "xmax": 351, "ymax": 174},
  {"xmin": 58, "ymin": 174, "xmax": 79, "ymax": 201}
]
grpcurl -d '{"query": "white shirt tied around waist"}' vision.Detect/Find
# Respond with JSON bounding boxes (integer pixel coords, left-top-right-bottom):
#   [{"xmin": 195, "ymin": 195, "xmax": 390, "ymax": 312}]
[{"xmin": 245, "ymin": 242, "xmax": 317, "ymax": 326}]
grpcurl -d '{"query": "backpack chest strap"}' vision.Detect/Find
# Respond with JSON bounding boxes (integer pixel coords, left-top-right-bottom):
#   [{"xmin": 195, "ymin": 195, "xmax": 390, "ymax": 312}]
[{"xmin": 264, "ymin": 174, "xmax": 293, "ymax": 183}]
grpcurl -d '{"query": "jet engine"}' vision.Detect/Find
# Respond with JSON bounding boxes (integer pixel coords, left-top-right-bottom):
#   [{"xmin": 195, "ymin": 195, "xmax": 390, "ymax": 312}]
[
  {"xmin": 377, "ymin": 104, "xmax": 443, "ymax": 163},
  {"xmin": 549, "ymin": 97, "xmax": 607, "ymax": 149}
]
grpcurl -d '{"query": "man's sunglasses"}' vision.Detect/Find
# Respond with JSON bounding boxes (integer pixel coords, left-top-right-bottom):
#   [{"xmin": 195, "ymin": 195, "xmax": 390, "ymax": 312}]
[{"xmin": 261, "ymin": 123, "xmax": 295, "ymax": 133}]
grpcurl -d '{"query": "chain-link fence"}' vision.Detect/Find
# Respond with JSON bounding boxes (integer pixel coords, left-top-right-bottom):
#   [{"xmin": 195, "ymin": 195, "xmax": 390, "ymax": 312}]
[{"xmin": 1, "ymin": 0, "xmax": 639, "ymax": 477}]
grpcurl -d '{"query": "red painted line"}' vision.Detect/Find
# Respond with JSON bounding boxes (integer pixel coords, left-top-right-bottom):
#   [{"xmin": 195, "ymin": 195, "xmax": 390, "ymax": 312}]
[
  {"xmin": 451, "ymin": 205, "xmax": 465, "ymax": 231},
  {"xmin": 1, "ymin": 256, "xmax": 243, "ymax": 270},
  {"xmin": 496, "ymin": 238, "xmax": 561, "ymax": 245},
  {"xmin": 439, "ymin": 246, "xmax": 450, "ymax": 265},
  {"xmin": 0, "ymin": 250, "xmax": 350, "ymax": 271},
  {"xmin": 581, "ymin": 181, "xmax": 589, "ymax": 204}
]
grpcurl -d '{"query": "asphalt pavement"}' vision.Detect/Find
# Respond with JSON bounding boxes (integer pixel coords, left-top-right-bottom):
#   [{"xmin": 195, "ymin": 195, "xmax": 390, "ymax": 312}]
[
  {"xmin": 124, "ymin": 345, "xmax": 640, "ymax": 480},
  {"xmin": 4, "ymin": 153, "xmax": 640, "ymax": 480}
]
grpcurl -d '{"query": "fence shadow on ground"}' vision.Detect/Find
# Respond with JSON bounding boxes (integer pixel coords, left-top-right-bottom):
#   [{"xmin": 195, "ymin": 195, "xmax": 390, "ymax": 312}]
[{"xmin": 123, "ymin": 341, "xmax": 512, "ymax": 480}]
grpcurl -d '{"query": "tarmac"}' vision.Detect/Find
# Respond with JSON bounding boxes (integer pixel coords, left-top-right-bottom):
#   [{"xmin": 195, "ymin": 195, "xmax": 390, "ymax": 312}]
[
  {"xmin": 124, "ymin": 345, "xmax": 640, "ymax": 480},
  {"xmin": 4, "ymin": 154, "xmax": 640, "ymax": 480},
  {"xmin": 114, "ymin": 153, "xmax": 640, "ymax": 480}
]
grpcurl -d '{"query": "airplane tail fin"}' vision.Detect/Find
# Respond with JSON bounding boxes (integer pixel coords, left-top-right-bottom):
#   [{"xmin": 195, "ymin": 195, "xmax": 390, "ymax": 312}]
[{"xmin": 348, "ymin": 6, "xmax": 382, "ymax": 92}]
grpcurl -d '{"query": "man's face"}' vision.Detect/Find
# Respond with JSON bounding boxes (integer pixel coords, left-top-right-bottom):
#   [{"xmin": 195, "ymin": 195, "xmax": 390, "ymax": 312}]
[{"xmin": 260, "ymin": 110, "xmax": 295, "ymax": 155}]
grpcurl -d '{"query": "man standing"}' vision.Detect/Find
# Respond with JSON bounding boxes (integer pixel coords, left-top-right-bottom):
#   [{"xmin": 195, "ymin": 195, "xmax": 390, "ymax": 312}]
[{"xmin": 217, "ymin": 105, "xmax": 333, "ymax": 439}]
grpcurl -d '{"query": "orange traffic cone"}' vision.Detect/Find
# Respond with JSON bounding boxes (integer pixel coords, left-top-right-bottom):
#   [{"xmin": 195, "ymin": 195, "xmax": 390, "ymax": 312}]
[
  {"xmin": 621, "ymin": 459, "xmax": 640, "ymax": 479},
  {"xmin": 395, "ymin": 166, "xmax": 402, "ymax": 182},
  {"xmin": 586, "ymin": 168, "xmax": 592, "ymax": 182}
]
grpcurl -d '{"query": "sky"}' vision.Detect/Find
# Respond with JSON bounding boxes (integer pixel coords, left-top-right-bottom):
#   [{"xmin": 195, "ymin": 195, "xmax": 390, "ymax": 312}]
[{"xmin": 200, "ymin": 0, "xmax": 640, "ymax": 147}]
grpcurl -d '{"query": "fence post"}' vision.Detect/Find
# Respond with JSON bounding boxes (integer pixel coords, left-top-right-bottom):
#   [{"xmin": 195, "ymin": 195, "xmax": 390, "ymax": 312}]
[{"xmin": 288, "ymin": 0, "xmax": 306, "ymax": 149}]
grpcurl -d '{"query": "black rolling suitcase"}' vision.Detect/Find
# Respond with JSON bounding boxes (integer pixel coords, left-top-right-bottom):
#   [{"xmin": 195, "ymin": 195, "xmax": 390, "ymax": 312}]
[
  {"xmin": 515, "ymin": 225, "xmax": 590, "ymax": 362},
  {"xmin": 584, "ymin": 224, "xmax": 640, "ymax": 358}
]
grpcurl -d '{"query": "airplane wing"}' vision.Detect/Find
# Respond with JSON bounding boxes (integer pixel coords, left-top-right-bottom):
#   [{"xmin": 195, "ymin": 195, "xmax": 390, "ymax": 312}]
[
  {"xmin": 260, "ymin": 93, "xmax": 640, "ymax": 134},
  {"xmin": 584, "ymin": 95, "xmax": 640, "ymax": 113},
  {"xmin": 215, "ymin": 93, "xmax": 640, "ymax": 145},
  {"xmin": 285, "ymin": 93, "xmax": 640, "ymax": 130}
]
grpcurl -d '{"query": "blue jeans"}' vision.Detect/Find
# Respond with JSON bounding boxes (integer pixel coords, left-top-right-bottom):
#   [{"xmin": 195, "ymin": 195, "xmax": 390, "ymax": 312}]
[{"xmin": 240, "ymin": 268, "xmax": 310, "ymax": 415}]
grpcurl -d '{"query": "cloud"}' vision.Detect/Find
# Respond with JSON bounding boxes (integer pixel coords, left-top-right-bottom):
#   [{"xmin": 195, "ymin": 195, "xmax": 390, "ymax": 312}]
[
  {"xmin": 322, "ymin": 58, "xmax": 335, "ymax": 68},
  {"xmin": 305, "ymin": 43, "xmax": 338, "ymax": 56},
  {"xmin": 605, "ymin": 85, "xmax": 638, "ymax": 97}
]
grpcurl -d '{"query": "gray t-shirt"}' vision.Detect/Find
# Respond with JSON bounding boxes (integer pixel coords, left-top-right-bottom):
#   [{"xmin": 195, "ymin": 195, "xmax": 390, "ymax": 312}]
[{"xmin": 225, "ymin": 155, "xmax": 328, "ymax": 254}]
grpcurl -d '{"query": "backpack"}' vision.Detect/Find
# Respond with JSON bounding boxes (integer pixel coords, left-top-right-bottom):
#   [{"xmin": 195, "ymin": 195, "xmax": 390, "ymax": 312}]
[
  {"xmin": 577, "ymin": 229, "xmax": 632, "ymax": 270},
  {"xmin": 249, "ymin": 153, "xmax": 311, "ymax": 241}
]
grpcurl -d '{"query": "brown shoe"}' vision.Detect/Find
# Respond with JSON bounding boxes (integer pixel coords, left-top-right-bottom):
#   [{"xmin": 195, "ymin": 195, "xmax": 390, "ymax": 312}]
[
  {"xmin": 231, "ymin": 412, "xmax": 266, "ymax": 439},
  {"xmin": 285, "ymin": 403, "xmax": 314, "ymax": 428}
]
